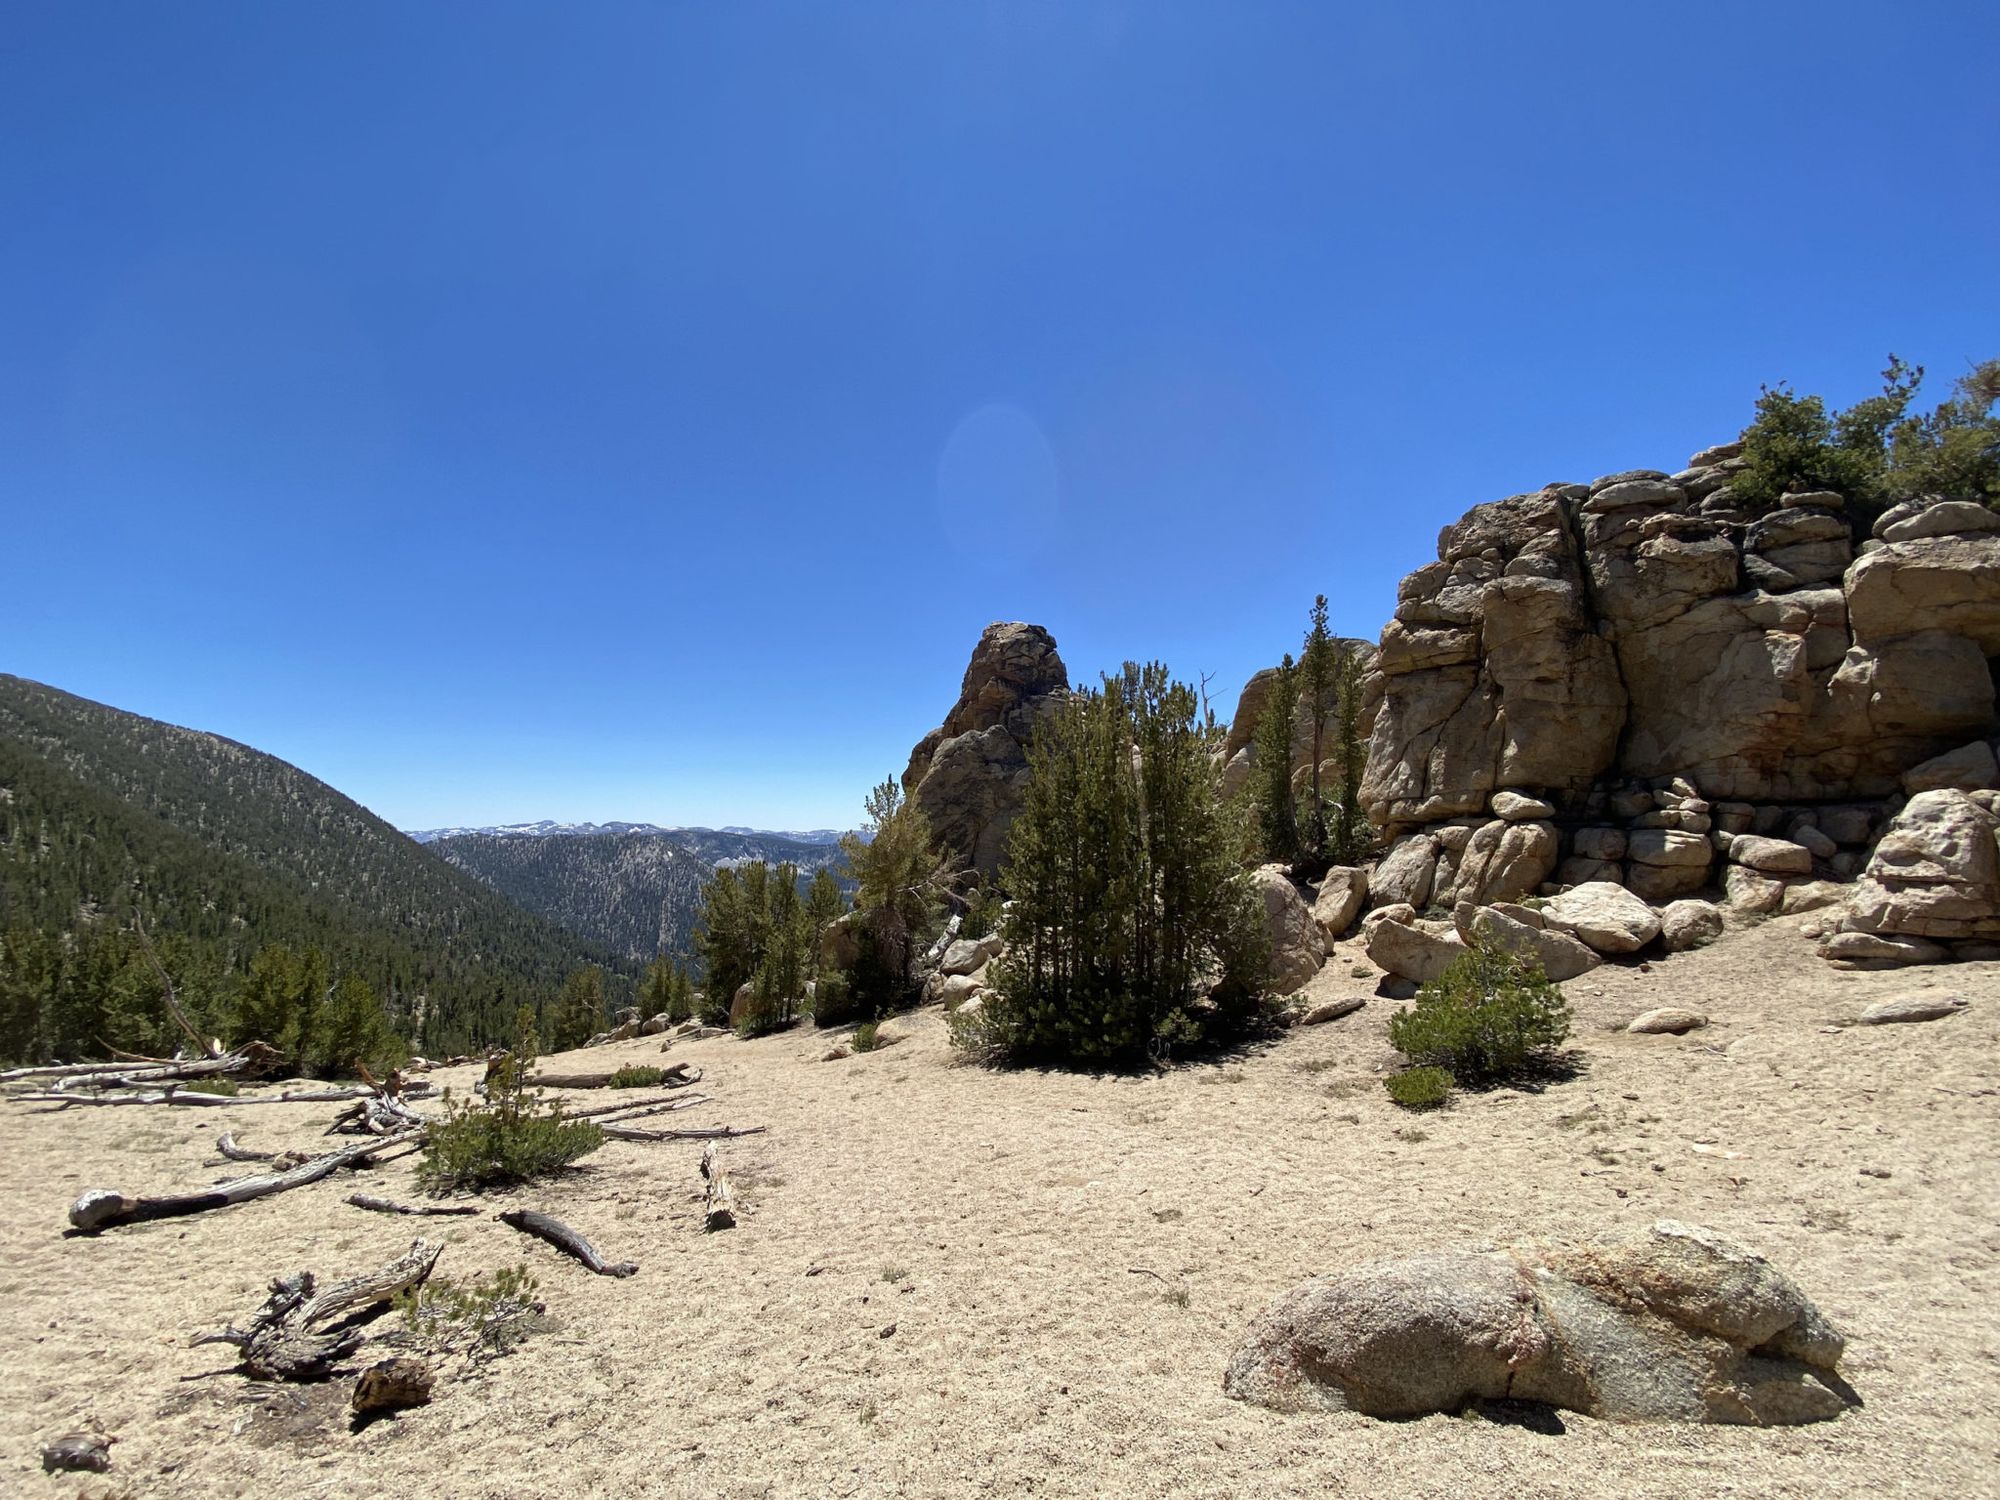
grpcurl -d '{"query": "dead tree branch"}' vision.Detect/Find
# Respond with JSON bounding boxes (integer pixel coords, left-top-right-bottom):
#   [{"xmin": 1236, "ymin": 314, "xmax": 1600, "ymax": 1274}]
[{"xmin": 498, "ymin": 1209, "xmax": 637, "ymax": 1277}]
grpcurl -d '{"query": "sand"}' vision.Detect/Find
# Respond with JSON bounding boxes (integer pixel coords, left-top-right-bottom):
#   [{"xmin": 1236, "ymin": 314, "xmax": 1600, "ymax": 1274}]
[{"xmin": 2, "ymin": 913, "xmax": 1996, "ymax": 1499}]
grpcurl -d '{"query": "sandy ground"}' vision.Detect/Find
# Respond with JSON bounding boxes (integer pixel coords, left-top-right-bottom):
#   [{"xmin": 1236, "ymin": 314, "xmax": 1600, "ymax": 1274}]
[{"xmin": 2, "ymin": 913, "xmax": 1997, "ymax": 1500}]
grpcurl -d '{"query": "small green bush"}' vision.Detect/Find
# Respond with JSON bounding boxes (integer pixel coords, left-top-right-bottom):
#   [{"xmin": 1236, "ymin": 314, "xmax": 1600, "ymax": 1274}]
[
  {"xmin": 397, "ymin": 1265, "xmax": 548, "ymax": 1359},
  {"xmin": 180, "ymin": 1077, "xmax": 239, "ymax": 1096},
  {"xmin": 1387, "ymin": 941, "xmax": 1570, "ymax": 1086},
  {"xmin": 1384, "ymin": 1065, "xmax": 1453, "ymax": 1110},
  {"xmin": 811, "ymin": 969, "xmax": 861, "ymax": 1028},
  {"xmin": 608, "ymin": 1065, "xmax": 663, "ymax": 1089},
  {"xmin": 417, "ymin": 1015, "xmax": 604, "ymax": 1194},
  {"xmin": 852, "ymin": 1020, "xmax": 880, "ymax": 1053}
]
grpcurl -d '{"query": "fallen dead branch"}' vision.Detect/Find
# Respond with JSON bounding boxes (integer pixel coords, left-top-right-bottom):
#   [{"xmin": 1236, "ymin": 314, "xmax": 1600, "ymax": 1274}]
[
  {"xmin": 36, "ymin": 1042, "xmax": 284, "ymax": 1095},
  {"xmin": 558, "ymin": 1091, "xmax": 709, "ymax": 1122},
  {"xmin": 14, "ymin": 1080, "xmax": 437, "ymax": 1111},
  {"xmin": 527, "ymin": 1061, "xmax": 701, "ymax": 1091},
  {"xmin": 601, "ymin": 1122, "xmax": 766, "ymax": 1144},
  {"xmin": 700, "ymin": 1140, "xmax": 737, "ymax": 1231},
  {"xmin": 498, "ymin": 1209, "xmax": 638, "ymax": 1277},
  {"xmin": 69, "ymin": 1130, "xmax": 424, "ymax": 1233},
  {"xmin": 193, "ymin": 1239, "xmax": 443, "ymax": 1379},
  {"xmin": 345, "ymin": 1194, "xmax": 479, "ymax": 1218},
  {"xmin": 216, "ymin": 1130, "xmax": 273, "ymax": 1162}
]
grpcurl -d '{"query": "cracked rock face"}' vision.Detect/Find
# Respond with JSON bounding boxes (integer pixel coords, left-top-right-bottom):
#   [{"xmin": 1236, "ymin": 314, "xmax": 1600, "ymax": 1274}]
[
  {"xmin": 1224, "ymin": 1220, "xmax": 1854, "ymax": 1425},
  {"xmin": 1360, "ymin": 465, "xmax": 2000, "ymax": 838},
  {"xmin": 902, "ymin": 622, "xmax": 1068, "ymax": 878}
]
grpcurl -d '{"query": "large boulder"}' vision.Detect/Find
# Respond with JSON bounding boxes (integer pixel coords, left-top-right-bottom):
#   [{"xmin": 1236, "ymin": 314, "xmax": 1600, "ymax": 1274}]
[
  {"xmin": 1433, "ymin": 819, "xmax": 1559, "ymax": 907},
  {"xmin": 1225, "ymin": 1220, "xmax": 1853, "ymax": 1425},
  {"xmin": 1253, "ymin": 865, "xmax": 1326, "ymax": 994},
  {"xmin": 1659, "ymin": 898, "xmax": 1724, "ymax": 952},
  {"xmin": 1372, "ymin": 834, "xmax": 1439, "ymax": 909},
  {"xmin": 1362, "ymin": 909, "xmax": 1465, "ymax": 984},
  {"xmin": 1540, "ymin": 881, "xmax": 1661, "ymax": 953},
  {"xmin": 902, "ymin": 623, "xmax": 1068, "ymax": 878},
  {"xmin": 1838, "ymin": 789, "xmax": 2000, "ymax": 941},
  {"xmin": 1310, "ymin": 866, "xmax": 1369, "ymax": 939},
  {"xmin": 1455, "ymin": 903, "xmax": 1600, "ymax": 981}
]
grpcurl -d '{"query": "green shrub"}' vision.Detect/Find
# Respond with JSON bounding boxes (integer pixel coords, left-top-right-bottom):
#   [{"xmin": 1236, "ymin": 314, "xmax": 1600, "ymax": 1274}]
[
  {"xmin": 397, "ymin": 1265, "xmax": 547, "ymax": 1359},
  {"xmin": 1384, "ymin": 1065, "xmax": 1453, "ymax": 1110},
  {"xmin": 608, "ymin": 1065, "xmax": 662, "ymax": 1089},
  {"xmin": 417, "ymin": 1013, "xmax": 604, "ymax": 1194},
  {"xmin": 180, "ymin": 1077, "xmax": 239, "ymax": 1096},
  {"xmin": 852, "ymin": 1020, "xmax": 880, "ymax": 1053},
  {"xmin": 1387, "ymin": 941, "xmax": 1570, "ymax": 1086},
  {"xmin": 811, "ymin": 969, "xmax": 861, "ymax": 1028}
]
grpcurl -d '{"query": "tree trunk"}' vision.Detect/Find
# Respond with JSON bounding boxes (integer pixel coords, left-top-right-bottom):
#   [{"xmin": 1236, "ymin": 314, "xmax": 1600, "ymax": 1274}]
[{"xmin": 195, "ymin": 1239, "xmax": 443, "ymax": 1379}]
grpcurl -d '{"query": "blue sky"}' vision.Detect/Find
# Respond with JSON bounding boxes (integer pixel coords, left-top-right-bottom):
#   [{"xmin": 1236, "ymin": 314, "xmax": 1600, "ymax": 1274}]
[{"xmin": 4, "ymin": 2, "xmax": 1996, "ymax": 830}]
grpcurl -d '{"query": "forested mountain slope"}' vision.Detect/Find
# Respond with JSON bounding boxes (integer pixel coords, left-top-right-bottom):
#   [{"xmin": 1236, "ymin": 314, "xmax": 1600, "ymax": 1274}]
[
  {"xmin": 0, "ymin": 674, "xmax": 626, "ymax": 1062},
  {"xmin": 431, "ymin": 826, "xmax": 852, "ymax": 960}
]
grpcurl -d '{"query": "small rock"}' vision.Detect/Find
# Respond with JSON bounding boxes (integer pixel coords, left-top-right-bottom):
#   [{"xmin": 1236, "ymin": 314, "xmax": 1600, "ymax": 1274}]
[
  {"xmin": 41, "ymin": 1432, "xmax": 113, "ymax": 1474},
  {"xmin": 1730, "ymin": 835, "xmax": 1814, "ymax": 875},
  {"xmin": 1818, "ymin": 931, "xmax": 1949, "ymax": 967},
  {"xmin": 1299, "ymin": 996, "xmax": 1366, "ymax": 1026},
  {"xmin": 1855, "ymin": 993, "xmax": 1970, "ymax": 1025},
  {"xmin": 1627, "ymin": 1007, "xmax": 1707, "ymax": 1035},
  {"xmin": 822, "ymin": 1044, "xmax": 853, "ymax": 1062},
  {"xmin": 1659, "ymin": 899, "xmax": 1723, "ymax": 952},
  {"xmin": 353, "ymin": 1357, "xmax": 434, "ymax": 1416}
]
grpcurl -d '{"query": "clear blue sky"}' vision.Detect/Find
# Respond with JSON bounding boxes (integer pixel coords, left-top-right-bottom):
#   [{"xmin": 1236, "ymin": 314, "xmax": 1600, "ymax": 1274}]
[{"xmin": 4, "ymin": 2, "xmax": 1996, "ymax": 830}]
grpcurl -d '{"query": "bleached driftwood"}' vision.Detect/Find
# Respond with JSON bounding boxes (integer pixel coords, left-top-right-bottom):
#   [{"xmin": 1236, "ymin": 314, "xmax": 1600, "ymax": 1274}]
[
  {"xmin": 15, "ymin": 1080, "xmax": 436, "ymax": 1111},
  {"xmin": 558, "ymin": 1092, "xmax": 709, "ymax": 1122},
  {"xmin": 194, "ymin": 1239, "xmax": 443, "ymax": 1379},
  {"xmin": 602, "ymin": 1122, "xmax": 766, "ymax": 1144},
  {"xmin": 498, "ymin": 1209, "xmax": 637, "ymax": 1277},
  {"xmin": 700, "ymin": 1140, "xmax": 737, "ymax": 1231},
  {"xmin": 37, "ymin": 1042, "xmax": 284, "ymax": 1095},
  {"xmin": 69, "ymin": 1130, "xmax": 423, "ymax": 1233}
]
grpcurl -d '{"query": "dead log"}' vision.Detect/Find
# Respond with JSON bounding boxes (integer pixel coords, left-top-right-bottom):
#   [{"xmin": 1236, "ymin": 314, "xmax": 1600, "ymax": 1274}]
[
  {"xmin": 700, "ymin": 1140, "xmax": 737, "ymax": 1230},
  {"xmin": 498, "ymin": 1209, "xmax": 638, "ymax": 1277},
  {"xmin": 69, "ymin": 1130, "xmax": 423, "ymax": 1233},
  {"xmin": 41, "ymin": 1432, "xmax": 114, "ymax": 1474},
  {"xmin": 558, "ymin": 1091, "xmax": 709, "ymax": 1122},
  {"xmin": 345, "ymin": 1194, "xmax": 478, "ymax": 1218},
  {"xmin": 602, "ymin": 1122, "xmax": 766, "ymax": 1144},
  {"xmin": 13, "ymin": 1081, "xmax": 438, "ymax": 1111},
  {"xmin": 527, "ymin": 1061, "xmax": 701, "ymax": 1091},
  {"xmin": 216, "ymin": 1131, "xmax": 273, "ymax": 1162},
  {"xmin": 194, "ymin": 1239, "xmax": 442, "ymax": 1379}
]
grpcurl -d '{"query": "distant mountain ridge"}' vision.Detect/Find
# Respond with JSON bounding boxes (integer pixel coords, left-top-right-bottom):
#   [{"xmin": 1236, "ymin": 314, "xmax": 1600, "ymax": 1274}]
[
  {"xmin": 407, "ymin": 820, "xmax": 850, "ymax": 846},
  {"xmin": 424, "ymin": 824, "xmax": 854, "ymax": 961}
]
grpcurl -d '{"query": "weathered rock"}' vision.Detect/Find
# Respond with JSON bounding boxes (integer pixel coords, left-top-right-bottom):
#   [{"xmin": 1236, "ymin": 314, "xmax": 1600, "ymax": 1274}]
[
  {"xmin": 1298, "ymin": 995, "xmax": 1366, "ymax": 1026},
  {"xmin": 1901, "ymin": 739, "xmax": 1999, "ymax": 795},
  {"xmin": 1879, "ymin": 500, "xmax": 2000, "ymax": 542},
  {"xmin": 1371, "ymin": 833, "xmax": 1439, "ymax": 910},
  {"xmin": 1841, "ymin": 789, "xmax": 2000, "ymax": 940},
  {"xmin": 938, "ymin": 974, "xmax": 982, "ymax": 1010},
  {"xmin": 1730, "ymin": 835, "xmax": 1815, "ymax": 875},
  {"xmin": 1540, "ymin": 881, "xmax": 1661, "ymax": 953},
  {"xmin": 1224, "ymin": 1220, "xmax": 1852, "ymax": 1425},
  {"xmin": 820, "ymin": 910, "xmax": 865, "ymax": 974},
  {"xmin": 1433, "ymin": 819, "xmax": 1558, "ymax": 907},
  {"xmin": 1254, "ymin": 865, "xmax": 1327, "ymax": 994},
  {"xmin": 1723, "ymin": 865, "xmax": 1788, "ymax": 913},
  {"xmin": 1456, "ymin": 903, "xmax": 1600, "ymax": 981},
  {"xmin": 1818, "ymin": 931, "xmax": 1950, "ymax": 967},
  {"xmin": 640, "ymin": 1012, "xmax": 672, "ymax": 1036},
  {"xmin": 1571, "ymin": 826, "xmax": 1627, "ymax": 861},
  {"xmin": 902, "ymin": 623, "xmax": 1068, "ymax": 878},
  {"xmin": 1659, "ymin": 899, "xmax": 1724, "ymax": 951},
  {"xmin": 1627, "ymin": 1007, "xmax": 1707, "ymax": 1034},
  {"xmin": 939, "ymin": 934, "xmax": 1002, "ymax": 977},
  {"xmin": 1779, "ymin": 879, "xmax": 1847, "ymax": 915},
  {"xmin": 1490, "ymin": 790, "xmax": 1555, "ymax": 821},
  {"xmin": 1363, "ymin": 912, "xmax": 1466, "ymax": 984},
  {"xmin": 1855, "ymin": 993, "xmax": 1970, "ymax": 1024},
  {"xmin": 1310, "ymin": 866, "xmax": 1369, "ymax": 939}
]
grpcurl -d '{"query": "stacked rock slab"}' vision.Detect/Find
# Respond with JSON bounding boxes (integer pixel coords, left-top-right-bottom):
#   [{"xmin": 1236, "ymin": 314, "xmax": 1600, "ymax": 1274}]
[
  {"xmin": 902, "ymin": 622, "xmax": 1069, "ymax": 879},
  {"xmin": 1356, "ymin": 441, "xmax": 2000, "ymax": 911}
]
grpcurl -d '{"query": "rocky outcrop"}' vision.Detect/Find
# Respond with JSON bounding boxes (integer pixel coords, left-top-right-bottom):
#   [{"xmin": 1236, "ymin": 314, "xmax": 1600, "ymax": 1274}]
[
  {"xmin": 1360, "ymin": 446, "xmax": 2000, "ymax": 910},
  {"xmin": 902, "ymin": 623, "xmax": 1068, "ymax": 878},
  {"xmin": 1253, "ymin": 865, "xmax": 1327, "ymax": 994},
  {"xmin": 1828, "ymin": 788, "xmax": 2000, "ymax": 946},
  {"xmin": 1224, "ymin": 1220, "xmax": 1853, "ymax": 1425}
]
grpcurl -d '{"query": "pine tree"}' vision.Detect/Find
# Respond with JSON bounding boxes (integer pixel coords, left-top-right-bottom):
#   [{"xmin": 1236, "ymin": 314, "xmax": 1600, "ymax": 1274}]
[
  {"xmin": 804, "ymin": 867, "xmax": 845, "ymax": 975},
  {"xmin": 548, "ymin": 966, "xmax": 605, "ymax": 1051},
  {"xmin": 980, "ymin": 663, "xmax": 1267, "ymax": 1067},
  {"xmin": 1253, "ymin": 654, "xmax": 1301, "ymax": 867},
  {"xmin": 837, "ymin": 779, "xmax": 944, "ymax": 1018},
  {"xmin": 1297, "ymin": 596, "xmax": 1337, "ymax": 876}
]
